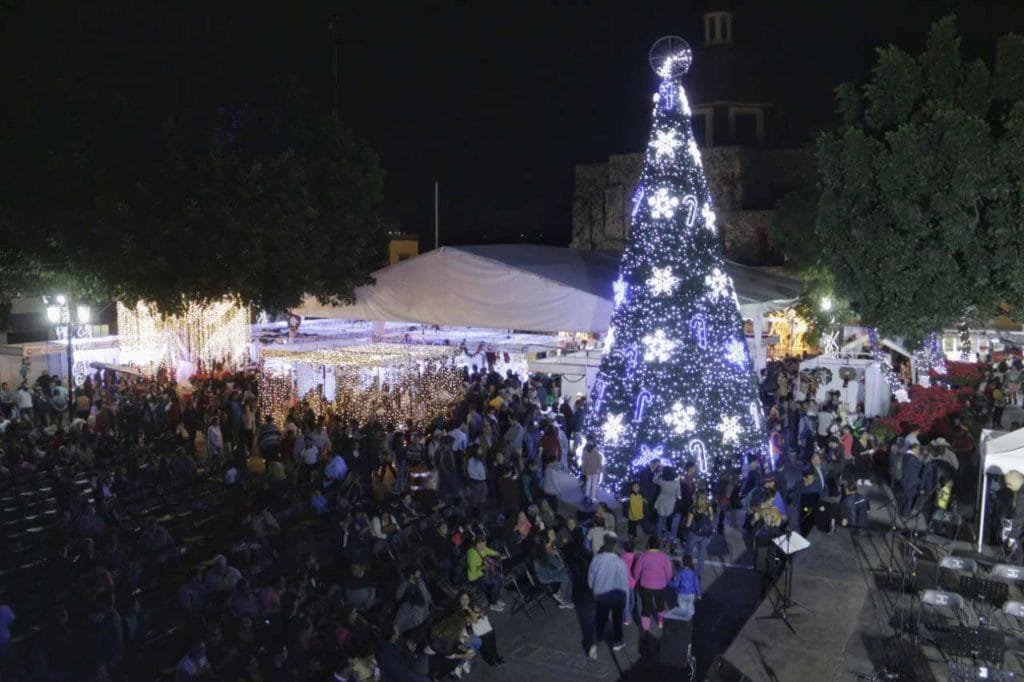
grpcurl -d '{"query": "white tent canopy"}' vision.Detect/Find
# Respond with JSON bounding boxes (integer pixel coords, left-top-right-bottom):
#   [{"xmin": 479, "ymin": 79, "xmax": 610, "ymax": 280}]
[
  {"xmin": 977, "ymin": 427, "xmax": 1024, "ymax": 550},
  {"xmin": 295, "ymin": 244, "xmax": 801, "ymax": 334}
]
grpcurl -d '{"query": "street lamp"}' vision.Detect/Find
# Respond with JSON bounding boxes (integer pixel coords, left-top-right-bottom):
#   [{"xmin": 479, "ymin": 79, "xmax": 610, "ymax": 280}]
[{"xmin": 44, "ymin": 295, "xmax": 90, "ymax": 423}]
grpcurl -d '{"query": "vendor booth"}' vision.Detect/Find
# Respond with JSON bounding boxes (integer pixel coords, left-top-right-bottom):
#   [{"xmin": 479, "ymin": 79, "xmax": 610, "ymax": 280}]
[
  {"xmin": 795, "ymin": 356, "xmax": 891, "ymax": 418},
  {"xmin": 977, "ymin": 427, "xmax": 1024, "ymax": 551}
]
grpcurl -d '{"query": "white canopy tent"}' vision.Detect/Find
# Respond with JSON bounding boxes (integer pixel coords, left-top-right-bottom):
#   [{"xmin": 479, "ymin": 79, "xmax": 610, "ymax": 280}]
[
  {"xmin": 977, "ymin": 427, "xmax": 1024, "ymax": 551},
  {"xmin": 295, "ymin": 244, "xmax": 801, "ymax": 334}
]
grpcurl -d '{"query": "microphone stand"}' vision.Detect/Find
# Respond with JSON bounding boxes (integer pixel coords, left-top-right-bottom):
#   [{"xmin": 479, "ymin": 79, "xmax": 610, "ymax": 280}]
[{"xmin": 894, "ymin": 479, "xmax": 944, "ymax": 641}]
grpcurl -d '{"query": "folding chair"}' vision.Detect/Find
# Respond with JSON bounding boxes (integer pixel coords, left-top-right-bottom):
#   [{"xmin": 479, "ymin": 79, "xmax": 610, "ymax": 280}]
[
  {"xmin": 1002, "ymin": 599, "xmax": 1024, "ymax": 632},
  {"xmin": 992, "ymin": 563, "xmax": 1024, "ymax": 583},
  {"xmin": 504, "ymin": 562, "xmax": 547, "ymax": 621},
  {"xmin": 937, "ymin": 556, "xmax": 977, "ymax": 591},
  {"xmin": 918, "ymin": 589, "xmax": 968, "ymax": 652}
]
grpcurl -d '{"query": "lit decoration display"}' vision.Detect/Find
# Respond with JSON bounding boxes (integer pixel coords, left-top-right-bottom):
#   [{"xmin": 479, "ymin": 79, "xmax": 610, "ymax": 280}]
[
  {"xmin": 647, "ymin": 266, "xmax": 680, "ymax": 296},
  {"xmin": 765, "ymin": 309, "xmax": 810, "ymax": 358},
  {"xmin": 117, "ymin": 299, "xmax": 251, "ymax": 378},
  {"xmin": 259, "ymin": 343, "xmax": 462, "ymax": 429},
  {"xmin": 582, "ymin": 38, "xmax": 766, "ymax": 488},
  {"xmin": 612, "ymin": 276, "xmax": 628, "ymax": 308},
  {"xmin": 867, "ymin": 328, "xmax": 911, "ymax": 403}
]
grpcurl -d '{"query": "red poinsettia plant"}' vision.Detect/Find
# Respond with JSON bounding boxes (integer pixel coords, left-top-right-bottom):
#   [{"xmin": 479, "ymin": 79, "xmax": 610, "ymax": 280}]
[
  {"xmin": 930, "ymin": 361, "xmax": 986, "ymax": 389},
  {"xmin": 877, "ymin": 384, "xmax": 965, "ymax": 438}
]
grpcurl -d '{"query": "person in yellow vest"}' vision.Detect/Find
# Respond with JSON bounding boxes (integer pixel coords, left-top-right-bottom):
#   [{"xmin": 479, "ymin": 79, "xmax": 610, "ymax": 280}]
[{"xmin": 627, "ymin": 481, "xmax": 647, "ymax": 539}]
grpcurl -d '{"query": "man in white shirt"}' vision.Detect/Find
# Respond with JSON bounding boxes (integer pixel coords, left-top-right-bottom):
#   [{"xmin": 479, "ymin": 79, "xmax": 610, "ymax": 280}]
[
  {"xmin": 298, "ymin": 436, "xmax": 319, "ymax": 466},
  {"xmin": 448, "ymin": 422, "xmax": 468, "ymax": 455}
]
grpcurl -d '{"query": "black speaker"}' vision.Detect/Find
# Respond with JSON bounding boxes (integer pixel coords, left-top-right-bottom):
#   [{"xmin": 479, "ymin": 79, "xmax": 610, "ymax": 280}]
[{"xmin": 704, "ymin": 654, "xmax": 752, "ymax": 682}]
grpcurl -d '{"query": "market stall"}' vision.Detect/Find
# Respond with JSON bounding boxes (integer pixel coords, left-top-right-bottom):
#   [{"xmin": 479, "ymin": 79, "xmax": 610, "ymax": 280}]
[{"xmin": 977, "ymin": 427, "xmax": 1024, "ymax": 551}]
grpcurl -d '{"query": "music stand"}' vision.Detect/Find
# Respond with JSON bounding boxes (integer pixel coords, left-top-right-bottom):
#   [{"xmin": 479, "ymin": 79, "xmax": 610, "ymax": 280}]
[
  {"xmin": 945, "ymin": 625, "xmax": 1005, "ymax": 667},
  {"xmin": 757, "ymin": 530, "xmax": 811, "ymax": 634},
  {"xmin": 958, "ymin": 575, "xmax": 1009, "ymax": 622}
]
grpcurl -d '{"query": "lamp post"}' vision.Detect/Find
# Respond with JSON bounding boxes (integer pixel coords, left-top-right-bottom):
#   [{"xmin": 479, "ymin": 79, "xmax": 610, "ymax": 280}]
[{"xmin": 45, "ymin": 296, "xmax": 90, "ymax": 424}]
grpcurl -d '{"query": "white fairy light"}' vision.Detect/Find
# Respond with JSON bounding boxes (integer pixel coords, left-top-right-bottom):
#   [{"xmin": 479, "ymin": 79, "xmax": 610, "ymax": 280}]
[
  {"xmin": 602, "ymin": 413, "xmax": 627, "ymax": 445},
  {"xmin": 664, "ymin": 402, "xmax": 697, "ymax": 435},
  {"xmin": 717, "ymin": 415, "xmax": 743, "ymax": 445},
  {"xmin": 702, "ymin": 204, "xmax": 717, "ymax": 233},
  {"xmin": 705, "ymin": 268, "xmax": 731, "ymax": 300},
  {"xmin": 642, "ymin": 329, "xmax": 677, "ymax": 363},
  {"xmin": 649, "ymin": 129, "xmax": 682, "ymax": 160},
  {"xmin": 648, "ymin": 187, "xmax": 680, "ymax": 220},
  {"xmin": 647, "ymin": 266, "xmax": 680, "ymax": 296},
  {"xmin": 603, "ymin": 326, "xmax": 615, "ymax": 354},
  {"xmin": 725, "ymin": 339, "xmax": 747, "ymax": 365},
  {"xmin": 612, "ymin": 276, "xmax": 628, "ymax": 308},
  {"xmin": 688, "ymin": 139, "xmax": 702, "ymax": 167}
]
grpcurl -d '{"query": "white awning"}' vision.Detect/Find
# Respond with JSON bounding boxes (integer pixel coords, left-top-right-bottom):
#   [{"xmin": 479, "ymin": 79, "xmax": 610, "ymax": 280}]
[{"xmin": 295, "ymin": 244, "xmax": 801, "ymax": 333}]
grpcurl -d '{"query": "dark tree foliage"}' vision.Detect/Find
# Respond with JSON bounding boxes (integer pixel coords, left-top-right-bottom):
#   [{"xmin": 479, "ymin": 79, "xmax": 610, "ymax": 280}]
[
  {"xmin": 812, "ymin": 16, "xmax": 1024, "ymax": 339},
  {"xmin": 0, "ymin": 1, "xmax": 385, "ymax": 314}
]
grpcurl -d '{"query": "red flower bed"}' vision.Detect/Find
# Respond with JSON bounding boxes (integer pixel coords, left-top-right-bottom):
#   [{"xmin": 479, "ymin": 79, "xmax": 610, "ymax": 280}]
[
  {"xmin": 877, "ymin": 384, "xmax": 965, "ymax": 438},
  {"xmin": 930, "ymin": 361, "xmax": 986, "ymax": 388}
]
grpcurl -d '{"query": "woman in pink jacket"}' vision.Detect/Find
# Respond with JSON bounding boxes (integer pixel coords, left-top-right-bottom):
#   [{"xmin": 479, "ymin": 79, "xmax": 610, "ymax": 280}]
[{"xmin": 631, "ymin": 535, "xmax": 674, "ymax": 631}]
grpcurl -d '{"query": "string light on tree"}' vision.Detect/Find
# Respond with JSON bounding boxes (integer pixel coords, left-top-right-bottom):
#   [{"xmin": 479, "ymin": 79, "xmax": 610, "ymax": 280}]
[
  {"xmin": 583, "ymin": 36, "xmax": 766, "ymax": 489},
  {"xmin": 613, "ymin": 276, "xmax": 628, "ymax": 308},
  {"xmin": 688, "ymin": 139, "xmax": 702, "ymax": 167},
  {"xmin": 705, "ymin": 268, "xmax": 732, "ymax": 300},
  {"xmin": 725, "ymin": 339, "xmax": 747, "ymax": 365},
  {"xmin": 701, "ymin": 204, "xmax": 717, "ymax": 233},
  {"xmin": 642, "ymin": 329, "xmax": 677, "ymax": 362},
  {"xmin": 717, "ymin": 414, "xmax": 743, "ymax": 445},
  {"xmin": 648, "ymin": 187, "xmax": 680, "ymax": 219},
  {"xmin": 649, "ymin": 129, "xmax": 682, "ymax": 160},
  {"xmin": 647, "ymin": 266, "xmax": 680, "ymax": 296},
  {"xmin": 602, "ymin": 413, "xmax": 627, "ymax": 445},
  {"xmin": 603, "ymin": 326, "xmax": 616, "ymax": 354},
  {"xmin": 664, "ymin": 402, "xmax": 697, "ymax": 435},
  {"xmin": 632, "ymin": 443, "xmax": 664, "ymax": 468}
]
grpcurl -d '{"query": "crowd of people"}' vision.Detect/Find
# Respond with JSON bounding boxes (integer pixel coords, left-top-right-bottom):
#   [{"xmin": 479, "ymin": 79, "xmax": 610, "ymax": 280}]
[
  {"xmin": 0, "ymin": 348, "xmax": 1005, "ymax": 681},
  {"xmin": 0, "ymin": 362, "xmax": 711, "ymax": 682}
]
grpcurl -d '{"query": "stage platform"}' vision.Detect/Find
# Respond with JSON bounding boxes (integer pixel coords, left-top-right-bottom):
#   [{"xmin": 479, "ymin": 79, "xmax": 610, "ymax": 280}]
[{"xmin": 722, "ymin": 484, "xmax": 1024, "ymax": 681}]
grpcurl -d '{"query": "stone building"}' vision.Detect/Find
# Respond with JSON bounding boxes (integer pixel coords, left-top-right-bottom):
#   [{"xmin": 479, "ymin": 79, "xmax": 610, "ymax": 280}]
[{"xmin": 570, "ymin": 4, "xmax": 815, "ymax": 263}]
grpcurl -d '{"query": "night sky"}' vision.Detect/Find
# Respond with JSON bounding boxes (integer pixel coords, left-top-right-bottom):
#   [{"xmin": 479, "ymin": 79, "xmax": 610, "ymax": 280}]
[{"xmin": 4, "ymin": 0, "xmax": 1022, "ymax": 247}]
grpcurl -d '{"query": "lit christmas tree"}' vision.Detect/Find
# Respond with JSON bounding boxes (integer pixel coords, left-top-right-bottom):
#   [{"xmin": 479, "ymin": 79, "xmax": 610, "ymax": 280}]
[{"xmin": 583, "ymin": 37, "xmax": 766, "ymax": 489}]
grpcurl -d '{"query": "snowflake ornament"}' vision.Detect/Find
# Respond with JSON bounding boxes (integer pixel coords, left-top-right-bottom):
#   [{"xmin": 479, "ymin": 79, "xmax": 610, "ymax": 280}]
[
  {"xmin": 701, "ymin": 204, "xmax": 717, "ymax": 233},
  {"xmin": 705, "ymin": 268, "xmax": 731, "ymax": 300},
  {"xmin": 725, "ymin": 339, "xmax": 747, "ymax": 365},
  {"xmin": 649, "ymin": 130, "xmax": 682, "ymax": 161},
  {"xmin": 717, "ymin": 415, "xmax": 742, "ymax": 445},
  {"xmin": 664, "ymin": 402, "xmax": 697, "ymax": 435},
  {"xmin": 642, "ymin": 329, "xmax": 677, "ymax": 363},
  {"xmin": 612, "ymin": 276, "xmax": 628, "ymax": 308},
  {"xmin": 648, "ymin": 188, "xmax": 679, "ymax": 220},
  {"xmin": 647, "ymin": 266, "xmax": 680, "ymax": 296},
  {"xmin": 602, "ymin": 413, "xmax": 627, "ymax": 445},
  {"xmin": 688, "ymin": 139, "xmax": 702, "ymax": 167}
]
